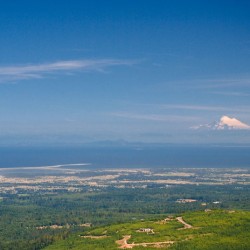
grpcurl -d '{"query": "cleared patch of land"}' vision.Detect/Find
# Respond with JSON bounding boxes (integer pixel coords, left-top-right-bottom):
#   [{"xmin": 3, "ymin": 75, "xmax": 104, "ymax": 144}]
[
  {"xmin": 116, "ymin": 235, "xmax": 174, "ymax": 249},
  {"xmin": 44, "ymin": 210, "xmax": 250, "ymax": 250}
]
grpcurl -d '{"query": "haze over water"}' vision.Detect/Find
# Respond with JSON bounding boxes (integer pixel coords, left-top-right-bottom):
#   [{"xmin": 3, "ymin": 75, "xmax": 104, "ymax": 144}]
[{"xmin": 0, "ymin": 145, "xmax": 250, "ymax": 169}]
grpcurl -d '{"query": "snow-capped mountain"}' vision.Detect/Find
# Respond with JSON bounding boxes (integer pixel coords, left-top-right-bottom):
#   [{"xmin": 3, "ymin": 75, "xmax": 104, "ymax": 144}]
[{"xmin": 193, "ymin": 116, "xmax": 250, "ymax": 130}]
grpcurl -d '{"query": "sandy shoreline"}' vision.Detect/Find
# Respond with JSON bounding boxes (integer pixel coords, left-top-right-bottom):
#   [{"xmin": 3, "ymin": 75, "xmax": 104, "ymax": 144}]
[{"xmin": 0, "ymin": 163, "xmax": 91, "ymax": 171}]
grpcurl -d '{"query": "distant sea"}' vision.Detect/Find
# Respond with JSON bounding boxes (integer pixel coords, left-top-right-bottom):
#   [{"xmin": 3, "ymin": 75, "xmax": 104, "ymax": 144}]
[{"xmin": 0, "ymin": 145, "xmax": 249, "ymax": 169}]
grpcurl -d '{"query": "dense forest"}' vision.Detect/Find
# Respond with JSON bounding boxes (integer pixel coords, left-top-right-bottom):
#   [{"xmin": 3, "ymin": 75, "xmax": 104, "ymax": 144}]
[{"xmin": 0, "ymin": 184, "xmax": 249, "ymax": 249}]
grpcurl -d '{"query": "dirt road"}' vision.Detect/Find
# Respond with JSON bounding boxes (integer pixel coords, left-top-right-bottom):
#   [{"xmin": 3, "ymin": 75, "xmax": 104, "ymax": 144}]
[
  {"xmin": 116, "ymin": 235, "xmax": 174, "ymax": 249},
  {"xmin": 176, "ymin": 217, "xmax": 193, "ymax": 229}
]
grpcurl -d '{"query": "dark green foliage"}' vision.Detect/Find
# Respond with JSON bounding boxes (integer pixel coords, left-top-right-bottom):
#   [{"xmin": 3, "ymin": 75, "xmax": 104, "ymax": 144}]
[
  {"xmin": 45, "ymin": 210, "xmax": 250, "ymax": 250},
  {"xmin": 0, "ymin": 184, "xmax": 249, "ymax": 249}
]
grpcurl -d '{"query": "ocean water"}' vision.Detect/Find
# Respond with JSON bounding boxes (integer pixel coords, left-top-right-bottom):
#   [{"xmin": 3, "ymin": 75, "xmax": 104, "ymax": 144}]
[{"xmin": 0, "ymin": 145, "xmax": 249, "ymax": 169}]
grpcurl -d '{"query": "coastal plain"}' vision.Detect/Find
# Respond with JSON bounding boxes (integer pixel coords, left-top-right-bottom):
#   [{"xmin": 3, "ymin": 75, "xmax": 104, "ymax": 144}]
[{"xmin": 0, "ymin": 166, "xmax": 249, "ymax": 249}]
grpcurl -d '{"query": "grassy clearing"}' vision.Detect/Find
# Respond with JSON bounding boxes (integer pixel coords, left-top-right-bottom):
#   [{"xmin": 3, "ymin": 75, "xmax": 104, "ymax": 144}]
[{"xmin": 44, "ymin": 209, "xmax": 250, "ymax": 250}]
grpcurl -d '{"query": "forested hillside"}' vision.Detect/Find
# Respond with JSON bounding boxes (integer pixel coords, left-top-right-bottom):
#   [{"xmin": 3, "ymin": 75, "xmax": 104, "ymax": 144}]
[{"xmin": 45, "ymin": 210, "xmax": 250, "ymax": 250}]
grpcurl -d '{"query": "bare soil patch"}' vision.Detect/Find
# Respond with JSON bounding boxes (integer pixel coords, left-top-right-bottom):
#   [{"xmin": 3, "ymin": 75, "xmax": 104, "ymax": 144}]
[{"xmin": 116, "ymin": 235, "xmax": 174, "ymax": 249}]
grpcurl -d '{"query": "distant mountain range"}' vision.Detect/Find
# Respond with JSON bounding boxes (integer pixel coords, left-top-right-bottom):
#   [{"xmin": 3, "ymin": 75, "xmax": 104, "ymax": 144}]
[{"xmin": 193, "ymin": 116, "xmax": 250, "ymax": 130}]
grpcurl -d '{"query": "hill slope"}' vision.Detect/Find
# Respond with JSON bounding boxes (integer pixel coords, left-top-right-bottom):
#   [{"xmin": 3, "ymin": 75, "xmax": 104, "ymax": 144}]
[{"xmin": 44, "ymin": 210, "xmax": 250, "ymax": 250}]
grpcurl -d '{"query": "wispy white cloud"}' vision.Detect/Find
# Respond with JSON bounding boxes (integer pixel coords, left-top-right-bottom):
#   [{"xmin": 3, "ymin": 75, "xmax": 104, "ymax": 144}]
[
  {"xmin": 161, "ymin": 104, "xmax": 230, "ymax": 111},
  {"xmin": 190, "ymin": 78, "xmax": 250, "ymax": 89},
  {"xmin": 111, "ymin": 112, "xmax": 199, "ymax": 122},
  {"xmin": 0, "ymin": 59, "xmax": 135, "ymax": 83},
  {"xmin": 209, "ymin": 91, "xmax": 250, "ymax": 97},
  {"xmin": 163, "ymin": 77, "xmax": 250, "ymax": 89},
  {"xmin": 160, "ymin": 104, "xmax": 250, "ymax": 113}
]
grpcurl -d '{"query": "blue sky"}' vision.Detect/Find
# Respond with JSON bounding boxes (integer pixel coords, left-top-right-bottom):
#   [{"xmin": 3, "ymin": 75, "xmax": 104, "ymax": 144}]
[{"xmin": 0, "ymin": 0, "xmax": 250, "ymax": 145}]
